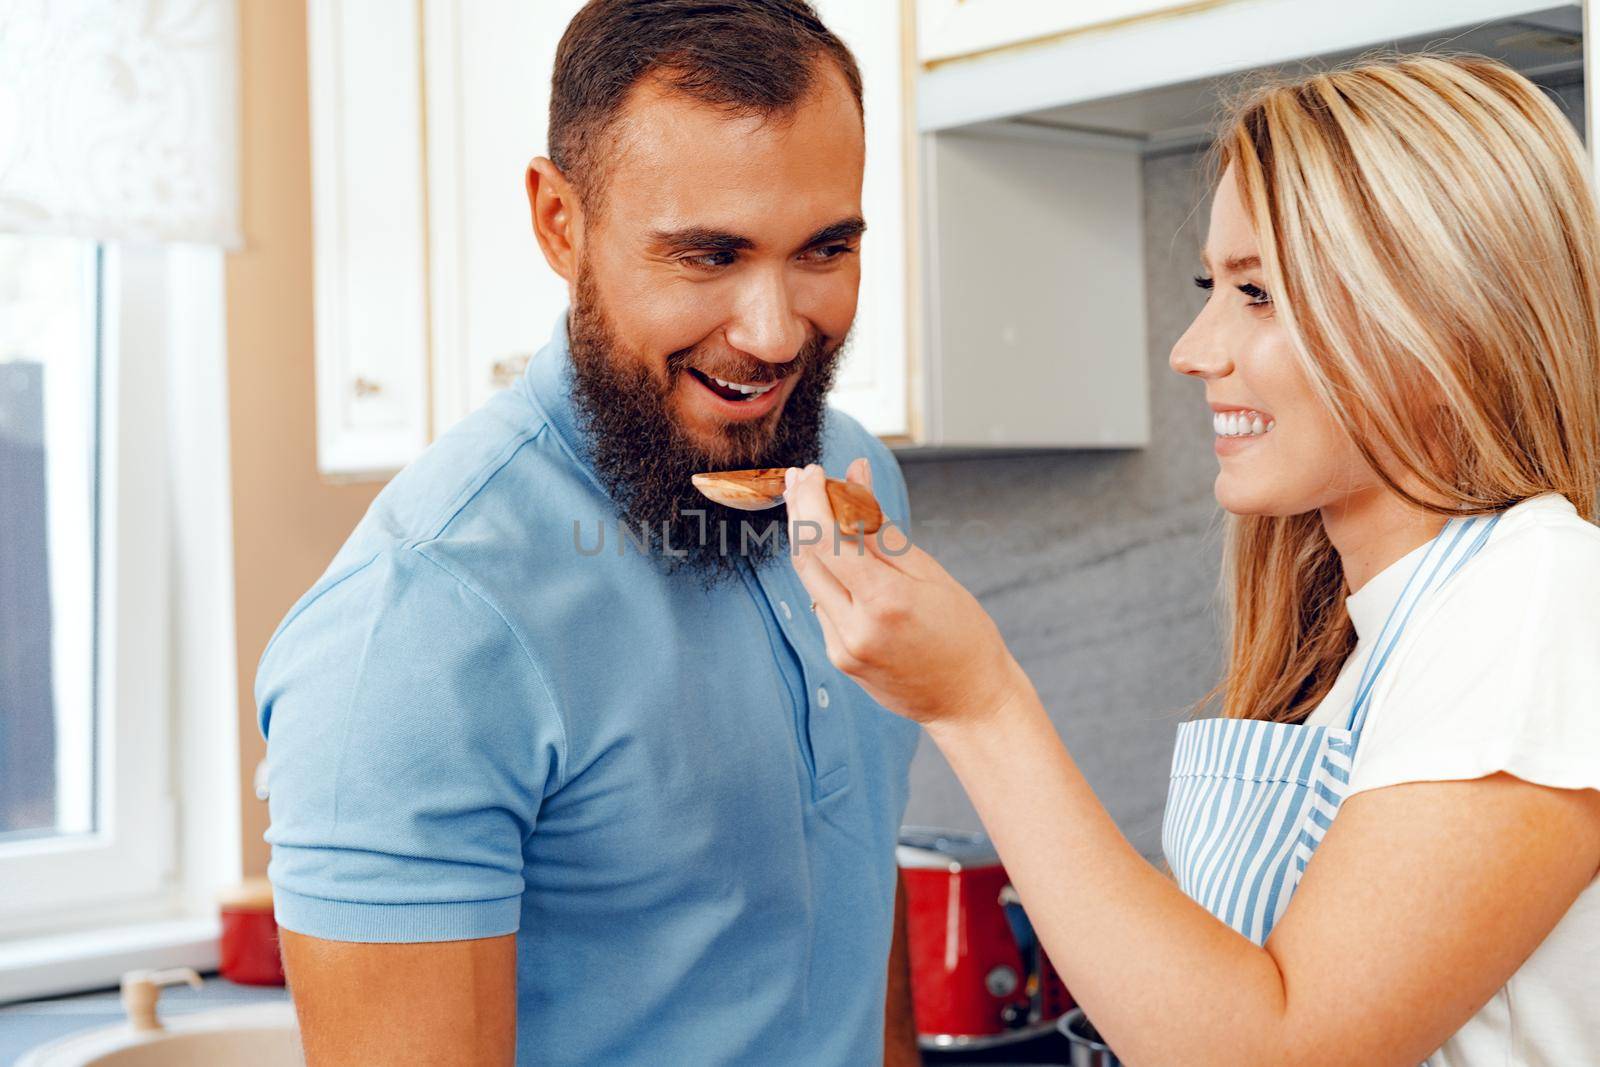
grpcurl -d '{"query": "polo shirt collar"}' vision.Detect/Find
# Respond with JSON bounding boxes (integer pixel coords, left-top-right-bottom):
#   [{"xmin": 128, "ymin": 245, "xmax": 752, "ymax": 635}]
[{"xmin": 518, "ymin": 309, "xmax": 607, "ymax": 489}]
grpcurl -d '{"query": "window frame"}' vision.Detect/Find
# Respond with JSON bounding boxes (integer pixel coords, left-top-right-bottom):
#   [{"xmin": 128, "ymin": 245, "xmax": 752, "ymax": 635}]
[{"xmin": 0, "ymin": 242, "xmax": 239, "ymax": 962}]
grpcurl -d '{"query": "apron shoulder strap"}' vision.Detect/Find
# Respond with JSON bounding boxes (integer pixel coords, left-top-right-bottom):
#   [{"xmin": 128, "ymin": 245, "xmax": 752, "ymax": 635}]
[{"xmin": 1345, "ymin": 513, "xmax": 1503, "ymax": 736}]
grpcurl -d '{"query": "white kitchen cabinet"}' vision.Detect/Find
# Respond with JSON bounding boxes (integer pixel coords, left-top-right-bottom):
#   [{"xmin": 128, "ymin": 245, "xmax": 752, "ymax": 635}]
[
  {"xmin": 308, "ymin": 0, "xmax": 577, "ymax": 479},
  {"xmin": 309, "ymin": 0, "xmax": 917, "ymax": 477},
  {"xmin": 807, "ymin": 0, "xmax": 915, "ymax": 439},
  {"xmin": 918, "ymin": 1, "xmax": 1587, "ymax": 136},
  {"xmin": 917, "ymin": 0, "xmax": 1213, "ymax": 66},
  {"xmin": 921, "ymin": 128, "xmax": 1148, "ymax": 448},
  {"xmin": 306, "ymin": 0, "xmax": 432, "ymax": 478},
  {"xmin": 420, "ymin": 0, "xmax": 583, "ymax": 441},
  {"xmin": 914, "ymin": 0, "xmax": 1590, "ymax": 450}
]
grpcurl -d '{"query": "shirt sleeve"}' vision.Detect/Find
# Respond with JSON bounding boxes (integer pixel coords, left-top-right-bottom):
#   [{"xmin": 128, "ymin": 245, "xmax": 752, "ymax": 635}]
[
  {"xmin": 256, "ymin": 546, "xmax": 565, "ymax": 942},
  {"xmin": 1348, "ymin": 522, "xmax": 1600, "ymax": 797}
]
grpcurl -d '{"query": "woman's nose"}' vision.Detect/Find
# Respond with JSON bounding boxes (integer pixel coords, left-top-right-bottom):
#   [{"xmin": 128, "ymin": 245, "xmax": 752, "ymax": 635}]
[{"xmin": 1169, "ymin": 318, "xmax": 1233, "ymax": 380}]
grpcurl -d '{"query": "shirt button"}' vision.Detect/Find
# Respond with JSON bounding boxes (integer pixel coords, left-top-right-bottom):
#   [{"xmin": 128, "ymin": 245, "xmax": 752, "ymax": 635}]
[
  {"xmin": 816, "ymin": 685, "xmax": 830, "ymax": 708},
  {"xmin": 779, "ymin": 600, "xmax": 793, "ymax": 621}
]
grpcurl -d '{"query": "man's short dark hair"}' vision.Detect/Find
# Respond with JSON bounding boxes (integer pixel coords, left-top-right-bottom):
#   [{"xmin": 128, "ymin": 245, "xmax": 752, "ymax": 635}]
[{"xmin": 549, "ymin": 0, "xmax": 864, "ymax": 212}]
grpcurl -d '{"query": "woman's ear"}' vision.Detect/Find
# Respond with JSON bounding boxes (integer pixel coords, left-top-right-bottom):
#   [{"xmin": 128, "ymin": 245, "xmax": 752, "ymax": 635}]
[{"xmin": 526, "ymin": 157, "xmax": 581, "ymax": 283}]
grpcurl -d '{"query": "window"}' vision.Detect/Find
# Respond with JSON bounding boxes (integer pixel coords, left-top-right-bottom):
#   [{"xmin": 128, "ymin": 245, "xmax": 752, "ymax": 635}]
[
  {"xmin": 0, "ymin": 239, "xmax": 178, "ymax": 940},
  {"xmin": 0, "ymin": 0, "xmax": 241, "ymax": 994},
  {"xmin": 0, "ymin": 236, "xmax": 101, "ymax": 847}
]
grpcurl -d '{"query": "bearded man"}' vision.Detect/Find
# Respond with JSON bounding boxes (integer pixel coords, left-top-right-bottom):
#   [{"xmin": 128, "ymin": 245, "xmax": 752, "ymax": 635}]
[{"xmin": 255, "ymin": 1, "xmax": 922, "ymax": 1063}]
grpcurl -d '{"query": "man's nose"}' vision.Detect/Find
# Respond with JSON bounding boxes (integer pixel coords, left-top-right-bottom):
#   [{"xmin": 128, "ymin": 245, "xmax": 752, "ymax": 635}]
[{"xmin": 724, "ymin": 271, "xmax": 807, "ymax": 366}]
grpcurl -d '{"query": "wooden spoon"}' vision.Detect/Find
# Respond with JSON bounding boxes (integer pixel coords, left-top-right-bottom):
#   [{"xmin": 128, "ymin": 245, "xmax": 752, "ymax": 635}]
[{"xmin": 691, "ymin": 467, "xmax": 885, "ymax": 536}]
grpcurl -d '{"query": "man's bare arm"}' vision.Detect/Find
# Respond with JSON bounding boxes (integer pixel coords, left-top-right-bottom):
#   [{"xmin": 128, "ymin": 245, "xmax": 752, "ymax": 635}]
[{"xmin": 281, "ymin": 929, "xmax": 516, "ymax": 1066}]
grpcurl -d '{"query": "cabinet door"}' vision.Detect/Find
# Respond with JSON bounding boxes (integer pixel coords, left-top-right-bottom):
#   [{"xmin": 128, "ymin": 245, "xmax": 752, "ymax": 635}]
[
  {"xmin": 811, "ymin": 0, "xmax": 913, "ymax": 439},
  {"xmin": 917, "ymin": 0, "xmax": 1216, "ymax": 64},
  {"xmin": 304, "ymin": 0, "xmax": 432, "ymax": 476},
  {"xmin": 307, "ymin": 0, "xmax": 432, "ymax": 478},
  {"xmin": 424, "ymin": 0, "xmax": 582, "ymax": 437},
  {"xmin": 922, "ymin": 130, "xmax": 1148, "ymax": 448}
]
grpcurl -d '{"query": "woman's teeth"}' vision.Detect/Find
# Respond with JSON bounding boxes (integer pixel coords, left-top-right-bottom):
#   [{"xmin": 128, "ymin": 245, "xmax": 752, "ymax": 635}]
[{"xmin": 1213, "ymin": 410, "xmax": 1274, "ymax": 437}]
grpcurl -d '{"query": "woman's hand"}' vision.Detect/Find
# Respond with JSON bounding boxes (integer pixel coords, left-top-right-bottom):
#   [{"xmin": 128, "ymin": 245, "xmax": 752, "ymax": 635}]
[{"xmin": 782, "ymin": 460, "xmax": 1031, "ymax": 727}]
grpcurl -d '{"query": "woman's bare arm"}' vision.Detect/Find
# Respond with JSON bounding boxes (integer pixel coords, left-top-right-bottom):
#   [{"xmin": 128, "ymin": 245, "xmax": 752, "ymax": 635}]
[{"xmin": 931, "ymin": 686, "xmax": 1600, "ymax": 1067}]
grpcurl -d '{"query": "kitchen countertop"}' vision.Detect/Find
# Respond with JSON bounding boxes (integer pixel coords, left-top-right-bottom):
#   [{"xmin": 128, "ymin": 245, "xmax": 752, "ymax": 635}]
[{"xmin": 1, "ymin": 977, "xmax": 1074, "ymax": 1066}]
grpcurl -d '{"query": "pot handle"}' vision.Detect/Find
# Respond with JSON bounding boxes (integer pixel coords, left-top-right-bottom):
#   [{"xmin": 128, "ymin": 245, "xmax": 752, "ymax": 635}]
[{"xmin": 997, "ymin": 884, "xmax": 1043, "ymax": 1027}]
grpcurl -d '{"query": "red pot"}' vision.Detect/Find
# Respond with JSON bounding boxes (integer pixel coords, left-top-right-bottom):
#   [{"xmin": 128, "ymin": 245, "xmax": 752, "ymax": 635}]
[{"xmin": 898, "ymin": 827, "xmax": 1073, "ymax": 1050}]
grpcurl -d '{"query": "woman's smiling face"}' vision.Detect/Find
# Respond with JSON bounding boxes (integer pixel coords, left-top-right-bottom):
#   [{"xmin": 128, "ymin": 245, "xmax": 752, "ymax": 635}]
[{"xmin": 1170, "ymin": 164, "xmax": 1380, "ymax": 517}]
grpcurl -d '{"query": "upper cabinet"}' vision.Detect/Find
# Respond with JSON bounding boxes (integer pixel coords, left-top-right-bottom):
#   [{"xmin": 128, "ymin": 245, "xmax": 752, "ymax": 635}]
[
  {"xmin": 917, "ymin": 0, "xmax": 1209, "ymax": 65},
  {"xmin": 418, "ymin": 0, "xmax": 585, "ymax": 451},
  {"xmin": 306, "ymin": 0, "xmax": 433, "ymax": 477},
  {"xmin": 919, "ymin": 127, "xmax": 1148, "ymax": 448},
  {"xmin": 809, "ymin": 0, "xmax": 915, "ymax": 440},
  {"xmin": 913, "ymin": 0, "xmax": 1593, "ymax": 448},
  {"xmin": 916, "ymin": 1, "xmax": 1590, "ymax": 136}
]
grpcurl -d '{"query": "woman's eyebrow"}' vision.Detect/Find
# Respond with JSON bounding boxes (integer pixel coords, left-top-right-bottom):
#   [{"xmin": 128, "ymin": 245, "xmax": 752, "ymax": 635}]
[{"xmin": 1199, "ymin": 251, "xmax": 1262, "ymax": 273}]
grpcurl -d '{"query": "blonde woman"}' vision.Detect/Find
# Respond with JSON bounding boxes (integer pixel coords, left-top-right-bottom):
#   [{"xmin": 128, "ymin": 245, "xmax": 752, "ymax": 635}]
[{"xmin": 784, "ymin": 55, "xmax": 1600, "ymax": 1066}]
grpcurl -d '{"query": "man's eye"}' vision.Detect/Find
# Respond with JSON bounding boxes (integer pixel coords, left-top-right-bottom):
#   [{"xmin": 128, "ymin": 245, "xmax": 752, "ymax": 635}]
[
  {"xmin": 682, "ymin": 251, "xmax": 737, "ymax": 270},
  {"xmin": 802, "ymin": 243, "xmax": 856, "ymax": 263}
]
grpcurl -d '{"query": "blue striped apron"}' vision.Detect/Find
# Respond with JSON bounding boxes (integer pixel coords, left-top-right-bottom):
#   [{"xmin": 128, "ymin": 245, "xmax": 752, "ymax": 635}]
[{"xmin": 1162, "ymin": 513, "xmax": 1501, "ymax": 947}]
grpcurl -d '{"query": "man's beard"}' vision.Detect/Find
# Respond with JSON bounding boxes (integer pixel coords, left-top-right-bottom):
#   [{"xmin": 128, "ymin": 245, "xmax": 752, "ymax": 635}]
[{"xmin": 566, "ymin": 268, "xmax": 843, "ymax": 585}]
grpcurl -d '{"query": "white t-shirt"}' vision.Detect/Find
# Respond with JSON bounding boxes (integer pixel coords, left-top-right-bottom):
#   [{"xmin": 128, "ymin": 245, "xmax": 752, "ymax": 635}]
[{"xmin": 1303, "ymin": 491, "xmax": 1600, "ymax": 1067}]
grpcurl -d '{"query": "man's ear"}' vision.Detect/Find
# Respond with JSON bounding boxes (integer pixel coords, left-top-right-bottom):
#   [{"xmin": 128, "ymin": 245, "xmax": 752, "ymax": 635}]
[{"xmin": 526, "ymin": 157, "xmax": 581, "ymax": 283}]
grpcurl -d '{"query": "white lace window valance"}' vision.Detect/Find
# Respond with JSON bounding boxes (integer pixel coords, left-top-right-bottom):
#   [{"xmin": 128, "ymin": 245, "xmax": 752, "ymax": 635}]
[{"xmin": 0, "ymin": 0, "xmax": 240, "ymax": 247}]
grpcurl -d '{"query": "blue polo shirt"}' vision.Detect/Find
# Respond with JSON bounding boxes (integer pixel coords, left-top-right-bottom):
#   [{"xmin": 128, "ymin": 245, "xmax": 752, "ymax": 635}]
[{"xmin": 257, "ymin": 313, "xmax": 922, "ymax": 1065}]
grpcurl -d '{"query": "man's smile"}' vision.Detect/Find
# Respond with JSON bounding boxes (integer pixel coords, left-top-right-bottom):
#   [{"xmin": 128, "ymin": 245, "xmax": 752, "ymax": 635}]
[
  {"xmin": 684, "ymin": 366, "xmax": 795, "ymax": 421},
  {"xmin": 690, "ymin": 369, "xmax": 780, "ymax": 399}
]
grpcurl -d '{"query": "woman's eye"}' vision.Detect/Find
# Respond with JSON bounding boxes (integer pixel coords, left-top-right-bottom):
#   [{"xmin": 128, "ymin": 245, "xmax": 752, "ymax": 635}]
[
  {"xmin": 1193, "ymin": 274, "xmax": 1215, "ymax": 294},
  {"xmin": 1238, "ymin": 282, "xmax": 1272, "ymax": 308}
]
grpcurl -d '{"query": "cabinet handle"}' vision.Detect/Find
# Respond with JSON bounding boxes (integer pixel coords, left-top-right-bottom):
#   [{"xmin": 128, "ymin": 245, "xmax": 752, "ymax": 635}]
[
  {"xmin": 352, "ymin": 376, "xmax": 383, "ymax": 398},
  {"xmin": 490, "ymin": 353, "xmax": 532, "ymax": 390}
]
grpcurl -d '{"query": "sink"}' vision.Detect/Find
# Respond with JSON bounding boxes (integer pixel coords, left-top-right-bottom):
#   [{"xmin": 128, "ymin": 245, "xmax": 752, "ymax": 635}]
[{"xmin": 17, "ymin": 1002, "xmax": 303, "ymax": 1067}]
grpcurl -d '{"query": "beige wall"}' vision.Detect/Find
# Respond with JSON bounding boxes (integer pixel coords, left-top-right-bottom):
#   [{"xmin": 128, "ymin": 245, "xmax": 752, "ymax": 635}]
[{"xmin": 225, "ymin": 0, "xmax": 384, "ymax": 876}]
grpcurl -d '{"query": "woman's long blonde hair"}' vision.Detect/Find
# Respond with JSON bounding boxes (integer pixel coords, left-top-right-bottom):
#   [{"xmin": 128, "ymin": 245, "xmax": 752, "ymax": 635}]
[{"xmin": 1209, "ymin": 54, "xmax": 1600, "ymax": 723}]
